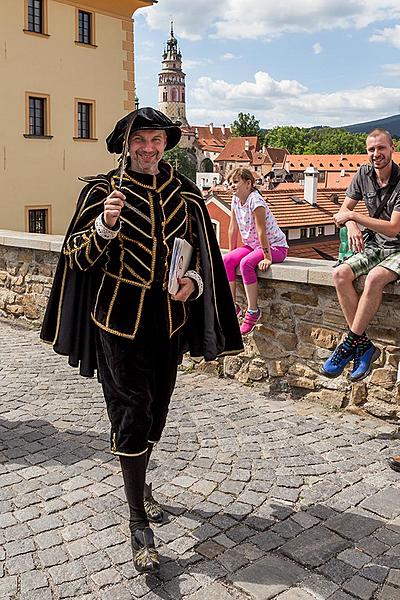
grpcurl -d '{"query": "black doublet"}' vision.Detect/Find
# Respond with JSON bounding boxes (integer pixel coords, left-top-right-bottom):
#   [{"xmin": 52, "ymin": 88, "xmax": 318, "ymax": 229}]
[
  {"xmin": 63, "ymin": 162, "xmax": 198, "ymax": 339},
  {"xmin": 41, "ymin": 161, "xmax": 243, "ymax": 377}
]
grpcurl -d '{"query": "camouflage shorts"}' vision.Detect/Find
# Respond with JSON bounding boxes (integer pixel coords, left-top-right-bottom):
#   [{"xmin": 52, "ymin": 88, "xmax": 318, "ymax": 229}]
[{"xmin": 344, "ymin": 240, "xmax": 400, "ymax": 280}]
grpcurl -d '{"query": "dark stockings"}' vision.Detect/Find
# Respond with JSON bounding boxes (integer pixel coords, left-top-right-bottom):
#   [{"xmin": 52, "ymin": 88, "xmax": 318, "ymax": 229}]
[
  {"xmin": 144, "ymin": 443, "xmax": 154, "ymax": 499},
  {"xmin": 119, "ymin": 453, "xmax": 148, "ymax": 533}
]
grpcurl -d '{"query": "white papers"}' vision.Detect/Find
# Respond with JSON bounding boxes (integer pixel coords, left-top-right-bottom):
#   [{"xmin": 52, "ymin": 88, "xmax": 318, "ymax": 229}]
[{"xmin": 168, "ymin": 238, "xmax": 193, "ymax": 295}]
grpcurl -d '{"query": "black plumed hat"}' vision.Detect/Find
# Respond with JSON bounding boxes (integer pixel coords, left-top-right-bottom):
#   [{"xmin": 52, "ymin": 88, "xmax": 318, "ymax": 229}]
[{"xmin": 106, "ymin": 107, "xmax": 182, "ymax": 154}]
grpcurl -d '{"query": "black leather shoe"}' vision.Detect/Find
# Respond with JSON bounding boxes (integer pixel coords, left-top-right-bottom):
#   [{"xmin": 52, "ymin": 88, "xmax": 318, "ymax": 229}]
[
  {"xmin": 388, "ymin": 456, "xmax": 400, "ymax": 473},
  {"xmin": 131, "ymin": 527, "xmax": 160, "ymax": 574},
  {"xmin": 144, "ymin": 483, "xmax": 164, "ymax": 523}
]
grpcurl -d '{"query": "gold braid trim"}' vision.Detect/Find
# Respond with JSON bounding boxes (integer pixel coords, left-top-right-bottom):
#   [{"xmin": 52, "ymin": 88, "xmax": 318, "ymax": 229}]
[{"xmin": 165, "ymin": 199, "xmax": 185, "ymax": 225}]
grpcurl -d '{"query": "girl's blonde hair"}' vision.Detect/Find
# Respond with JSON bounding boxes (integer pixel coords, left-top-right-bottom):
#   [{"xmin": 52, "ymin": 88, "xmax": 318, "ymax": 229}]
[{"xmin": 227, "ymin": 167, "xmax": 256, "ymax": 186}]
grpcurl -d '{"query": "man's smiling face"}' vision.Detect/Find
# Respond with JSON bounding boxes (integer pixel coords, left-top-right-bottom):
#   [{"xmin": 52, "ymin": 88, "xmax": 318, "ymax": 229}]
[{"xmin": 129, "ymin": 129, "xmax": 167, "ymax": 175}]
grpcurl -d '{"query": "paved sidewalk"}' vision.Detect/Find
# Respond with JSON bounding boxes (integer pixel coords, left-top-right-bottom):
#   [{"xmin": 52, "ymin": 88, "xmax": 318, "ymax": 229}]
[{"xmin": 0, "ymin": 319, "xmax": 400, "ymax": 600}]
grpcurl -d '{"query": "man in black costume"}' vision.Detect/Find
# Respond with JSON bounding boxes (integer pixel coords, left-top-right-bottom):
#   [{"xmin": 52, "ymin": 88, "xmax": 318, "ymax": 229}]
[{"xmin": 41, "ymin": 108, "xmax": 243, "ymax": 573}]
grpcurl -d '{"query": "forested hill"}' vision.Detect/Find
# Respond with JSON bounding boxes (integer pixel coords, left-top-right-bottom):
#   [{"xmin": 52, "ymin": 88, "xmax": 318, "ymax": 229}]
[{"xmin": 343, "ymin": 114, "xmax": 400, "ymax": 137}]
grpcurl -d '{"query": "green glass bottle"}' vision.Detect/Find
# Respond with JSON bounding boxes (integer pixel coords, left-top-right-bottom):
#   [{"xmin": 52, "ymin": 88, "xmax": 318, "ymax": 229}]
[{"xmin": 338, "ymin": 226, "xmax": 353, "ymax": 263}]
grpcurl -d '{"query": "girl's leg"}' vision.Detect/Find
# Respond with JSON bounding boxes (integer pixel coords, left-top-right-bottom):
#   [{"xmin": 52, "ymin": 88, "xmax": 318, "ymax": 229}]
[
  {"xmin": 240, "ymin": 247, "xmax": 288, "ymax": 309},
  {"xmin": 223, "ymin": 247, "xmax": 252, "ymax": 302},
  {"xmin": 229, "ymin": 281, "xmax": 236, "ymax": 301},
  {"xmin": 270, "ymin": 246, "xmax": 288, "ymax": 263},
  {"xmin": 239, "ymin": 248, "xmax": 264, "ymax": 310},
  {"xmin": 244, "ymin": 283, "xmax": 258, "ymax": 311}
]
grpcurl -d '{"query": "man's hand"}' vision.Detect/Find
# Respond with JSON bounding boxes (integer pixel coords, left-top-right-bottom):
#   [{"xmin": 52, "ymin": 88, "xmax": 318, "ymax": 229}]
[
  {"xmin": 333, "ymin": 209, "xmax": 354, "ymax": 226},
  {"xmin": 258, "ymin": 258, "xmax": 272, "ymax": 272},
  {"xmin": 346, "ymin": 221, "xmax": 364, "ymax": 253},
  {"xmin": 171, "ymin": 277, "xmax": 195, "ymax": 302},
  {"xmin": 104, "ymin": 190, "xmax": 125, "ymax": 228}
]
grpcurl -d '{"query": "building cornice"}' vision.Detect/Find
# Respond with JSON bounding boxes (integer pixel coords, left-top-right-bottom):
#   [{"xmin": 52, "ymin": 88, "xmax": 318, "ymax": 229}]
[{"xmin": 53, "ymin": 0, "xmax": 154, "ymax": 19}]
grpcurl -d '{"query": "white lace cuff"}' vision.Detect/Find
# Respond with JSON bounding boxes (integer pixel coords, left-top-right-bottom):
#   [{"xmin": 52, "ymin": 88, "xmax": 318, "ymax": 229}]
[
  {"xmin": 95, "ymin": 214, "xmax": 120, "ymax": 240},
  {"xmin": 184, "ymin": 270, "xmax": 203, "ymax": 299}
]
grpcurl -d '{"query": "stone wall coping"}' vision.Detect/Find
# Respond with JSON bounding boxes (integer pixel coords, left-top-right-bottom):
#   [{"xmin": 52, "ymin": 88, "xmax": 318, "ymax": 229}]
[
  {"xmin": 1, "ymin": 229, "xmax": 399, "ymax": 296},
  {"xmin": 0, "ymin": 230, "xmax": 63, "ymax": 253}
]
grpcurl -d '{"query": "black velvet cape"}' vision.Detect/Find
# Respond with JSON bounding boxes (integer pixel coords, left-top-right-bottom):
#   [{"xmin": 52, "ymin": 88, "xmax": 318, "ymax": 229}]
[{"xmin": 40, "ymin": 168, "xmax": 243, "ymax": 377}]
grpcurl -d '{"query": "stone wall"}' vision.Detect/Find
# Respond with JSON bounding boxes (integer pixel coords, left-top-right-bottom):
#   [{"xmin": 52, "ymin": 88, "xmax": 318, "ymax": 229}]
[
  {"xmin": 0, "ymin": 231, "xmax": 62, "ymax": 325},
  {"xmin": 1, "ymin": 230, "xmax": 399, "ymax": 421}
]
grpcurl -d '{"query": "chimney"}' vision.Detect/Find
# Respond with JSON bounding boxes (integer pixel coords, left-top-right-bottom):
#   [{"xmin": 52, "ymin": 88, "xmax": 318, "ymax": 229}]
[
  {"xmin": 209, "ymin": 122, "xmax": 214, "ymax": 134},
  {"xmin": 221, "ymin": 124, "xmax": 226, "ymax": 135},
  {"xmin": 303, "ymin": 166, "xmax": 319, "ymax": 205},
  {"xmin": 244, "ymin": 139, "xmax": 250, "ymax": 151}
]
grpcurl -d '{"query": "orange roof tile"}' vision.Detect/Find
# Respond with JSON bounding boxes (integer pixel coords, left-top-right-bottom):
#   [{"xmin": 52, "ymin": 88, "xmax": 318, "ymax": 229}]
[
  {"xmin": 265, "ymin": 147, "xmax": 288, "ymax": 165},
  {"xmin": 286, "ymin": 152, "xmax": 400, "ymax": 172},
  {"xmin": 286, "ymin": 154, "xmax": 367, "ymax": 171},
  {"xmin": 288, "ymin": 239, "xmax": 340, "ymax": 260},
  {"xmin": 183, "ymin": 125, "xmax": 232, "ymax": 152},
  {"xmin": 207, "ymin": 184, "xmax": 368, "ymax": 229},
  {"xmin": 200, "ymin": 144, "xmax": 224, "ymax": 153},
  {"xmin": 216, "ymin": 136, "xmax": 259, "ymax": 162}
]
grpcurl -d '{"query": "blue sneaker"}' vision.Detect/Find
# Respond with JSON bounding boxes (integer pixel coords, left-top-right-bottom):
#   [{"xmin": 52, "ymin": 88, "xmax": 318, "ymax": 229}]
[
  {"xmin": 321, "ymin": 343, "xmax": 354, "ymax": 378},
  {"xmin": 350, "ymin": 344, "xmax": 380, "ymax": 382}
]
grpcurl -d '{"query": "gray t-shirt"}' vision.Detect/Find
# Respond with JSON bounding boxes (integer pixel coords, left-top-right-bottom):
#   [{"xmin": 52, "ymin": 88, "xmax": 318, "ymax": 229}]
[{"xmin": 346, "ymin": 162, "xmax": 400, "ymax": 248}]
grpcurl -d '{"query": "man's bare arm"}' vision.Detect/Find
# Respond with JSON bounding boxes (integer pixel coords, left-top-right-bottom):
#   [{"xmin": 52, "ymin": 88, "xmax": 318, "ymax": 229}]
[{"xmin": 334, "ymin": 196, "xmax": 364, "ymax": 253}]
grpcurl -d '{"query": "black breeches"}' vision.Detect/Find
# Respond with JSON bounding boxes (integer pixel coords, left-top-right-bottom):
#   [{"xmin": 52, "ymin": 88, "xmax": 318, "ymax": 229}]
[{"xmin": 95, "ymin": 294, "xmax": 181, "ymax": 455}]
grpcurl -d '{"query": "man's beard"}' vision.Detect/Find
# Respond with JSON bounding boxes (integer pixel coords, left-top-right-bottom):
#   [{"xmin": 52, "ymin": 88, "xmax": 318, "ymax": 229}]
[
  {"xmin": 371, "ymin": 156, "xmax": 391, "ymax": 170},
  {"xmin": 131, "ymin": 152, "xmax": 161, "ymax": 174}
]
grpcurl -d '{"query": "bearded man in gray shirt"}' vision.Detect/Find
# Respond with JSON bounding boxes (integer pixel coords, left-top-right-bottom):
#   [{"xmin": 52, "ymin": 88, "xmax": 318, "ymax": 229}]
[{"xmin": 321, "ymin": 128, "xmax": 400, "ymax": 393}]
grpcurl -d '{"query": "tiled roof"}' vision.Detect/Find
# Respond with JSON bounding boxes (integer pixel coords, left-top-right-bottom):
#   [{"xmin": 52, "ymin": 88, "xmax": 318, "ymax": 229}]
[
  {"xmin": 286, "ymin": 154, "xmax": 366, "ymax": 171},
  {"xmin": 288, "ymin": 239, "xmax": 340, "ymax": 260},
  {"xmin": 207, "ymin": 185, "xmax": 368, "ymax": 229},
  {"xmin": 200, "ymin": 144, "xmax": 224, "ymax": 153},
  {"xmin": 183, "ymin": 125, "xmax": 232, "ymax": 151},
  {"xmin": 215, "ymin": 137, "xmax": 259, "ymax": 162},
  {"xmin": 286, "ymin": 152, "xmax": 400, "ymax": 171},
  {"xmin": 252, "ymin": 152, "xmax": 273, "ymax": 166},
  {"xmin": 265, "ymin": 147, "xmax": 288, "ymax": 165}
]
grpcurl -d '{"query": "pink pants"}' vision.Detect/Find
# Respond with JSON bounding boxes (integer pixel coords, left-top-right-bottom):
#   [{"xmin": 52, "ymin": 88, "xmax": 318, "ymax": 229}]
[{"xmin": 223, "ymin": 245, "xmax": 288, "ymax": 285}]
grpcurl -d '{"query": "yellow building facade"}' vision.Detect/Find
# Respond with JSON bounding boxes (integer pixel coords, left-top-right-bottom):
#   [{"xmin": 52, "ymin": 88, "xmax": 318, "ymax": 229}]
[{"xmin": 0, "ymin": 0, "xmax": 154, "ymax": 234}]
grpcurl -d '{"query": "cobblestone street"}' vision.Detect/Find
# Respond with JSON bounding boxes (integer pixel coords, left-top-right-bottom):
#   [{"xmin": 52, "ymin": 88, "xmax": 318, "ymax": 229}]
[{"xmin": 1, "ymin": 319, "xmax": 400, "ymax": 600}]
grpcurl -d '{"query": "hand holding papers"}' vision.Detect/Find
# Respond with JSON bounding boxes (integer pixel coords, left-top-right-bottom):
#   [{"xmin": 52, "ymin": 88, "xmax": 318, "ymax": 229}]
[{"xmin": 168, "ymin": 238, "xmax": 193, "ymax": 295}]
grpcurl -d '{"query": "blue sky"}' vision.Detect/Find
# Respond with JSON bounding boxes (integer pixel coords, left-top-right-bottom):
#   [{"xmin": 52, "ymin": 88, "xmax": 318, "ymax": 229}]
[{"xmin": 134, "ymin": 0, "xmax": 400, "ymax": 129}]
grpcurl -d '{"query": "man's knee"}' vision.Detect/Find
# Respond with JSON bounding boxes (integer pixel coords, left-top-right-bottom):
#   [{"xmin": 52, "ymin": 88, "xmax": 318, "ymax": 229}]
[
  {"xmin": 332, "ymin": 264, "xmax": 354, "ymax": 288},
  {"xmin": 364, "ymin": 267, "xmax": 396, "ymax": 292}
]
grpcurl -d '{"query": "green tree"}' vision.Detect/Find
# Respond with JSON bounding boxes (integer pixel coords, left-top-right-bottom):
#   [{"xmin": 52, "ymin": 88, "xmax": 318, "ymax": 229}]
[
  {"xmin": 231, "ymin": 112, "xmax": 261, "ymax": 137},
  {"xmin": 264, "ymin": 126, "xmax": 308, "ymax": 153},
  {"xmin": 263, "ymin": 126, "xmax": 368, "ymax": 154},
  {"xmin": 164, "ymin": 147, "xmax": 197, "ymax": 181}
]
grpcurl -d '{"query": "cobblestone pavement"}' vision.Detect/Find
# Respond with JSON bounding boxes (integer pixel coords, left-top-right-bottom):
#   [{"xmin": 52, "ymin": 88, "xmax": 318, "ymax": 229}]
[{"xmin": 1, "ymin": 319, "xmax": 400, "ymax": 600}]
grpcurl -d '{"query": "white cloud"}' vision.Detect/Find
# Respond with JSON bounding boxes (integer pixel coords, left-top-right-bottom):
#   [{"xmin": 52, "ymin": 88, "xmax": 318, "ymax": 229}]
[
  {"xmin": 138, "ymin": 0, "xmax": 400, "ymax": 41},
  {"xmin": 137, "ymin": 0, "xmax": 219, "ymax": 41},
  {"xmin": 221, "ymin": 52, "xmax": 239, "ymax": 60},
  {"xmin": 370, "ymin": 25, "xmax": 400, "ymax": 48},
  {"xmin": 383, "ymin": 63, "xmax": 400, "ymax": 76},
  {"xmin": 189, "ymin": 71, "xmax": 400, "ymax": 127},
  {"xmin": 313, "ymin": 42, "xmax": 323, "ymax": 54},
  {"xmin": 192, "ymin": 72, "xmax": 308, "ymax": 105}
]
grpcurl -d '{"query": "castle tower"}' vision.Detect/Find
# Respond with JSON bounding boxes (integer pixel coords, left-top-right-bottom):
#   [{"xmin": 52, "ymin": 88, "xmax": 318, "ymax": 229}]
[{"xmin": 158, "ymin": 21, "xmax": 188, "ymax": 126}]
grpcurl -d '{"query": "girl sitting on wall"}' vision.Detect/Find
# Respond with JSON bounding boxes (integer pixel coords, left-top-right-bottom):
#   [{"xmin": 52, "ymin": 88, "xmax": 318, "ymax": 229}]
[{"xmin": 223, "ymin": 168, "xmax": 288, "ymax": 335}]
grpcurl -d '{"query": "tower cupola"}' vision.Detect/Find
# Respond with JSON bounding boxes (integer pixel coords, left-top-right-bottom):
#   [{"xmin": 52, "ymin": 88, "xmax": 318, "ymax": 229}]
[{"xmin": 158, "ymin": 21, "xmax": 188, "ymax": 126}]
